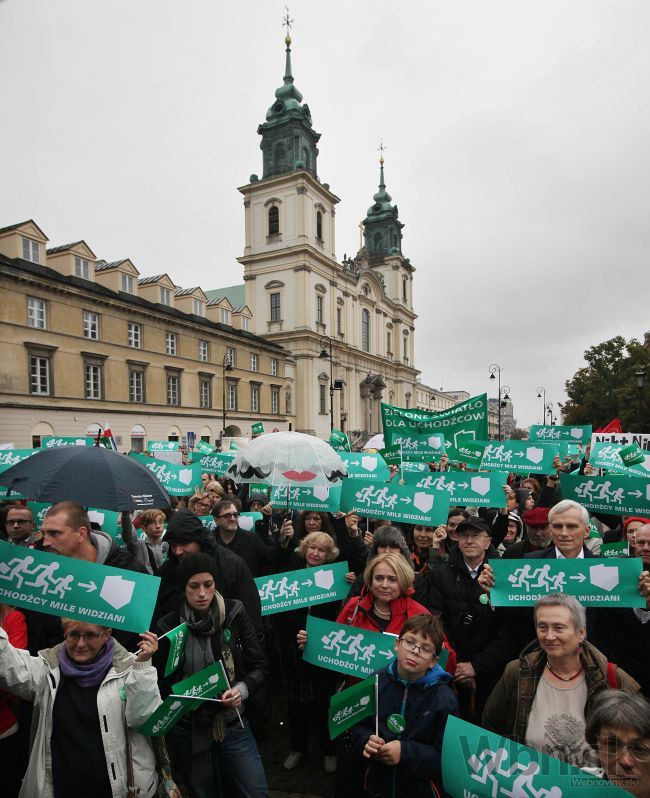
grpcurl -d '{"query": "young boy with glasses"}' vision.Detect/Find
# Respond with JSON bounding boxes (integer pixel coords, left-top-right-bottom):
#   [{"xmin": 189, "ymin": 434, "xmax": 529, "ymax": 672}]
[{"xmin": 350, "ymin": 613, "xmax": 458, "ymax": 797}]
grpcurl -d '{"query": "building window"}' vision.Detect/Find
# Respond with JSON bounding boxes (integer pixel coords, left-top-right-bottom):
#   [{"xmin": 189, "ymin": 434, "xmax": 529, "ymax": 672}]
[
  {"xmin": 27, "ymin": 297, "xmax": 46, "ymax": 329},
  {"xmin": 225, "ymin": 347, "xmax": 236, "ymax": 368},
  {"xmin": 199, "ymin": 340, "xmax": 209, "ymax": 362},
  {"xmin": 29, "ymin": 355, "xmax": 51, "ymax": 395},
  {"xmin": 84, "ymin": 363, "xmax": 102, "ymax": 400},
  {"xmin": 167, "ymin": 373, "xmax": 180, "ymax": 406},
  {"xmin": 268, "ymin": 206, "xmax": 280, "ymax": 235},
  {"xmin": 121, "ymin": 273, "xmax": 134, "ymax": 294},
  {"xmin": 220, "ymin": 308, "xmax": 230, "ymax": 324},
  {"xmin": 286, "ymin": 390, "xmax": 292, "ymax": 415},
  {"xmin": 251, "ymin": 384, "xmax": 260, "ymax": 413},
  {"xmin": 361, "ymin": 309, "xmax": 370, "ymax": 352},
  {"xmin": 160, "ymin": 287, "xmax": 171, "ymax": 306},
  {"xmin": 316, "ymin": 211, "xmax": 323, "ymax": 240},
  {"xmin": 250, "ymin": 353, "xmax": 258, "ymax": 372},
  {"xmin": 405, "ymin": 393, "xmax": 411, "ymax": 409},
  {"xmin": 199, "ymin": 377, "xmax": 212, "ymax": 409},
  {"xmin": 75, "ymin": 257, "xmax": 89, "ymax": 279},
  {"xmin": 403, "ymin": 335, "xmax": 408, "ymax": 363},
  {"xmin": 227, "ymin": 381, "xmax": 237, "ymax": 411},
  {"xmin": 129, "ymin": 369, "xmax": 145, "ymax": 403},
  {"xmin": 166, "ymin": 332, "xmax": 177, "ymax": 356},
  {"xmin": 271, "ymin": 386, "xmax": 280, "ymax": 414},
  {"xmin": 319, "ymin": 384, "xmax": 327, "ymax": 414},
  {"xmin": 336, "ymin": 307, "xmax": 342, "ymax": 335},
  {"xmin": 22, "ymin": 237, "xmax": 40, "ymax": 264},
  {"xmin": 193, "ymin": 298, "xmax": 204, "ymax": 316},
  {"xmin": 83, "ymin": 311, "xmax": 99, "ymax": 340},
  {"xmin": 128, "ymin": 322, "xmax": 141, "ymax": 348},
  {"xmin": 316, "ymin": 295, "xmax": 324, "ymax": 324},
  {"xmin": 242, "ymin": 317, "xmax": 249, "ymax": 331},
  {"xmin": 270, "ymin": 292, "xmax": 281, "ymax": 322},
  {"xmin": 386, "ymin": 331, "xmax": 392, "ymax": 355},
  {"xmin": 402, "ymin": 277, "xmax": 408, "ymax": 301},
  {"xmin": 270, "ymin": 358, "xmax": 278, "ymax": 377}
]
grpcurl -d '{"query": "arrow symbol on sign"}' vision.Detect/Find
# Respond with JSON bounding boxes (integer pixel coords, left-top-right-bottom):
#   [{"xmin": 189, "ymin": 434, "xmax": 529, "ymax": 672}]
[
  {"xmin": 515, "ymin": 452, "xmax": 525, "ymax": 458},
  {"xmin": 569, "ymin": 574, "xmax": 586, "ymax": 583},
  {"xmin": 78, "ymin": 580, "xmax": 97, "ymax": 592},
  {"xmin": 380, "ymin": 650, "xmax": 394, "ymax": 659},
  {"xmin": 400, "ymin": 497, "xmax": 411, "ymax": 504},
  {"xmin": 301, "ymin": 580, "xmax": 312, "ymax": 587},
  {"xmin": 349, "ymin": 460, "xmax": 360, "ymax": 466},
  {"xmin": 628, "ymin": 490, "xmax": 642, "ymax": 498},
  {"xmin": 458, "ymin": 482, "xmax": 469, "ymax": 489}
]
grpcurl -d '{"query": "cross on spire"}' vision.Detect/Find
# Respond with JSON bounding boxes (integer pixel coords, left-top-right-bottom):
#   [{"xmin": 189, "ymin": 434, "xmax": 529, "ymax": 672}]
[
  {"xmin": 283, "ymin": 6, "xmax": 294, "ymax": 42},
  {"xmin": 378, "ymin": 139, "xmax": 386, "ymax": 165}
]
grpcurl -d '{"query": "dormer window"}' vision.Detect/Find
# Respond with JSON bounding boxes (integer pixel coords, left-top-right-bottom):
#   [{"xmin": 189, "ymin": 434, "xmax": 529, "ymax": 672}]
[
  {"xmin": 220, "ymin": 308, "xmax": 230, "ymax": 324},
  {"xmin": 22, "ymin": 237, "xmax": 40, "ymax": 264},
  {"xmin": 160, "ymin": 287, "xmax": 171, "ymax": 306},
  {"xmin": 268, "ymin": 206, "xmax": 280, "ymax": 236},
  {"xmin": 193, "ymin": 298, "xmax": 205, "ymax": 316},
  {"xmin": 75, "ymin": 257, "xmax": 89, "ymax": 279},
  {"xmin": 121, "ymin": 273, "xmax": 134, "ymax": 294}
]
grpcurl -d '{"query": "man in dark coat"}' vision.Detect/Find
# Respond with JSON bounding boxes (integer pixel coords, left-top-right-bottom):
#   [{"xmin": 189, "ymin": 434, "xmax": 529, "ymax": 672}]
[{"xmin": 212, "ymin": 499, "xmax": 283, "ymax": 577}]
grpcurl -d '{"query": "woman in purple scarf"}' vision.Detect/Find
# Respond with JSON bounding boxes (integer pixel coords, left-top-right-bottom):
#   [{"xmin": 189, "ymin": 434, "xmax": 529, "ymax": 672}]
[{"xmin": 0, "ymin": 618, "xmax": 162, "ymax": 798}]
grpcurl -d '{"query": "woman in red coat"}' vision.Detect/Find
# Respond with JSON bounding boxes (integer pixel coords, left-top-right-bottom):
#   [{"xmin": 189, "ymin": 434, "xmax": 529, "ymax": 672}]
[{"xmin": 0, "ymin": 603, "xmax": 28, "ymax": 798}]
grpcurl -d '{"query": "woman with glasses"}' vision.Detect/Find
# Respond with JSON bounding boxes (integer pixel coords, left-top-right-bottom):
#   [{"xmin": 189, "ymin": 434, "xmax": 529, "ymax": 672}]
[
  {"xmin": 482, "ymin": 593, "xmax": 640, "ymax": 770},
  {"xmin": 586, "ymin": 690, "xmax": 650, "ymax": 797},
  {"xmin": 0, "ymin": 617, "xmax": 160, "ymax": 798},
  {"xmin": 350, "ymin": 614, "xmax": 458, "ymax": 798}
]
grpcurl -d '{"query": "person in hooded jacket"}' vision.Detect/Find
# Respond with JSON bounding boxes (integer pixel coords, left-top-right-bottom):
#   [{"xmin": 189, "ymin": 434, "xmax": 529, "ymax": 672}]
[{"xmin": 350, "ymin": 614, "xmax": 458, "ymax": 798}]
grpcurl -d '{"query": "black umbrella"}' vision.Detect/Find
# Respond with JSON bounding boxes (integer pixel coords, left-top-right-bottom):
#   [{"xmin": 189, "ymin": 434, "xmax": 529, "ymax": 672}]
[{"xmin": 0, "ymin": 445, "xmax": 171, "ymax": 510}]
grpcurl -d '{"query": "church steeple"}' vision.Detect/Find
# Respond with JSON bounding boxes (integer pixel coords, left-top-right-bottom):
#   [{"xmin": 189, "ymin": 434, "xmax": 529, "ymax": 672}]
[
  {"xmin": 363, "ymin": 146, "xmax": 404, "ymax": 262},
  {"xmin": 258, "ymin": 18, "xmax": 320, "ymax": 180}
]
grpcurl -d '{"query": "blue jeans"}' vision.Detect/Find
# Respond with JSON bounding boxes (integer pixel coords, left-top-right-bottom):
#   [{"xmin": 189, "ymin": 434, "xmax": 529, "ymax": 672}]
[{"xmin": 170, "ymin": 718, "xmax": 268, "ymax": 798}]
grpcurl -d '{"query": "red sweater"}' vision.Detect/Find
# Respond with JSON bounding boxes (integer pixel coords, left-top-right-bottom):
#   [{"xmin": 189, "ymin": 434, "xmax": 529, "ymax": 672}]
[{"xmin": 0, "ymin": 609, "xmax": 28, "ymax": 736}]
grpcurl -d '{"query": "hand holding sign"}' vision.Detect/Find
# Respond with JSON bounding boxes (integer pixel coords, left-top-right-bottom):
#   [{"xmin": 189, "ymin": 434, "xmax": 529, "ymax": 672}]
[{"xmin": 477, "ymin": 563, "xmax": 495, "ymax": 595}]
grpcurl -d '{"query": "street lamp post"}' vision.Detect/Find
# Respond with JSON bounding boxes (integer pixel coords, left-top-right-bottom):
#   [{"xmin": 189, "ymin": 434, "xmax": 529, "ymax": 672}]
[
  {"xmin": 319, "ymin": 336, "xmax": 344, "ymax": 434},
  {"xmin": 537, "ymin": 386, "xmax": 547, "ymax": 424},
  {"xmin": 221, "ymin": 353, "xmax": 233, "ymax": 443},
  {"xmin": 489, "ymin": 363, "xmax": 502, "ymax": 441},
  {"xmin": 635, "ymin": 370, "xmax": 646, "ymax": 430}
]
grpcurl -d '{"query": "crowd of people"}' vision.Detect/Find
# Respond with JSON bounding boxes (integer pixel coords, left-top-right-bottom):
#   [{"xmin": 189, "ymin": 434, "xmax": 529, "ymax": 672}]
[{"xmin": 0, "ymin": 449, "xmax": 649, "ymax": 798}]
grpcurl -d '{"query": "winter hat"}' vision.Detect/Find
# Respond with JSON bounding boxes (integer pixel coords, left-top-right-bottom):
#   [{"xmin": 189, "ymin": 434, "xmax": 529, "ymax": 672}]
[
  {"xmin": 370, "ymin": 525, "xmax": 411, "ymax": 562},
  {"xmin": 163, "ymin": 509, "xmax": 208, "ymax": 545},
  {"xmin": 177, "ymin": 552, "xmax": 219, "ymax": 590},
  {"xmin": 522, "ymin": 507, "xmax": 550, "ymax": 527},
  {"xmin": 248, "ymin": 492, "xmax": 269, "ymax": 506},
  {"xmin": 507, "ymin": 512, "xmax": 524, "ymax": 536},
  {"xmin": 623, "ymin": 516, "xmax": 650, "ymax": 530}
]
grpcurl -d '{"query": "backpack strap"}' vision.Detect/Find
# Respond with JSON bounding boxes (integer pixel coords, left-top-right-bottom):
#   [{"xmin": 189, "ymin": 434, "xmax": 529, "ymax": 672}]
[{"xmin": 606, "ymin": 661, "xmax": 619, "ymax": 688}]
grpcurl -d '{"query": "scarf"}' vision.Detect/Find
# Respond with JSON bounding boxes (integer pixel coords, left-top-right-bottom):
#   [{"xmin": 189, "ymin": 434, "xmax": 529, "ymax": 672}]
[{"xmin": 59, "ymin": 637, "xmax": 115, "ymax": 687}]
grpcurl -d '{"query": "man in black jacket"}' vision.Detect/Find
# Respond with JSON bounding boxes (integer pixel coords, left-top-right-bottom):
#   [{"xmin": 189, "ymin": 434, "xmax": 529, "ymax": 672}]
[{"xmin": 212, "ymin": 499, "xmax": 284, "ymax": 577}]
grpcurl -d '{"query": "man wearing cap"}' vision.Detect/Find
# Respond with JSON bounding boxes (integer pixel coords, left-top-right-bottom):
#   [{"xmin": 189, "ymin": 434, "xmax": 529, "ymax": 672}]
[
  {"xmin": 501, "ymin": 507, "xmax": 552, "ymax": 559},
  {"xmin": 155, "ymin": 509, "xmax": 262, "ymax": 634},
  {"xmin": 425, "ymin": 518, "xmax": 519, "ymax": 719}
]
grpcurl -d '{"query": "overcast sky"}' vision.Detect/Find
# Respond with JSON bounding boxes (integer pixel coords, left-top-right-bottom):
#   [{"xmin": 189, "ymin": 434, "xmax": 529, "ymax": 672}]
[{"xmin": 2, "ymin": 0, "xmax": 648, "ymax": 427}]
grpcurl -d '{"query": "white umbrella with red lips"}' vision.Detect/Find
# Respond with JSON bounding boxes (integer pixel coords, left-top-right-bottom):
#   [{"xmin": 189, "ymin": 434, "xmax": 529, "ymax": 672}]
[{"xmin": 225, "ymin": 431, "xmax": 347, "ymax": 487}]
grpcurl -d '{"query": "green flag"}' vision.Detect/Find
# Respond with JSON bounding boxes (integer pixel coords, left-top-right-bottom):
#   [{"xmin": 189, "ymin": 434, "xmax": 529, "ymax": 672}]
[
  {"xmin": 328, "ymin": 676, "xmax": 377, "ymax": 739},
  {"xmin": 41, "ymin": 436, "xmax": 93, "ymax": 447},
  {"xmin": 172, "ymin": 659, "xmax": 229, "ymax": 703},
  {"xmin": 601, "ymin": 541, "xmax": 629, "ymax": 559},
  {"xmin": 560, "ymin": 473, "xmax": 650, "ymax": 516},
  {"xmin": 379, "ymin": 445, "xmax": 402, "ymax": 467},
  {"xmin": 138, "ymin": 695, "xmax": 194, "ymax": 737},
  {"xmin": 412, "ymin": 470, "xmax": 508, "ymax": 507},
  {"xmin": 194, "ymin": 440, "xmax": 215, "ymax": 455},
  {"xmin": 0, "ymin": 540, "xmax": 160, "ymax": 632},
  {"xmin": 489, "ymin": 557, "xmax": 644, "ymax": 607},
  {"xmin": 339, "ymin": 452, "xmax": 390, "ymax": 481},
  {"xmin": 529, "ymin": 424, "xmax": 592, "ymax": 444},
  {"xmin": 163, "ymin": 622, "xmax": 188, "ymax": 677},
  {"xmin": 479, "ymin": 441, "xmax": 559, "ymax": 474},
  {"xmin": 251, "ymin": 422, "xmax": 265, "ymax": 436},
  {"xmin": 255, "ymin": 561, "xmax": 350, "ymax": 616},
  {"xmin": 340, "ymin": 479, "xmax": 450, "ymax": 526},
  {"xmin": 442, "ymin": 716, "xmax": 632, "ymax": 798},
  {"xmin": 590, "ymin": 442, "xmax": 650, "ymax": 478},
  {"xmin": 129, "ymin": 454, "xmax": 203, "ymax": 495},
  {"xmin": 329, "ymin": 428, "xmax": 350, "ymax": 450},
  {"xmin": 270, "ymin": 483, "xmax": 342, "ymax": 513},
  {"xmin": 620, "ymin": 442, "xmax": 645, "ymax": 467},
  {"xmin": 146, "ymin": 440, "xmax": 179, "ymax": 452}
]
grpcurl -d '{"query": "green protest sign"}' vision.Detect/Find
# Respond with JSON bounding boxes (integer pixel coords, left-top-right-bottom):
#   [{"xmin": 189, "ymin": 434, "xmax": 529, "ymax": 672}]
[
  {"xmin": 163, "ymin": 622, "xmax": 188, "ymax": 677},
  {"xmin": 529, "ymin": 424, "xmax": 592, "ymax": 444},
  {"xmin": 41, "ymin": 436, "xmax": 93, "ymax": 447},
  {"xmin": 129, "ymin": 454, "xmax": 203, "ymax": 495},
  {"xmin": 255, "ymin": 561, "xmax": 350, "ymax": 616},
  {"xmin": 339, "ymin": 452, "xmax": 390, "ymax": 482},
  {"xmin": 138, "ymin": 695, "xmax": 194, "ymax": 737},
  {"xmin": 340, "ymin": 479, "xmax": 450, "ymax": 526},
  {"xmin": 620, "ymin": 442, "xmax": 645, "ymax": 467},
  {"xmin": 379, "ymin": 445, "xmax": 401, "ymax": 466},
  {"xmin": 444, "ymin": 438, "xmax": 486, "ymax": 468},
  {"xmin": 601, "ymin": 541, "xmax": 629, "ymax": 558},
  {"xmin": 328, "ymin": 675, "xmax": 376, "ymax": 739},
  {"xmin": 197, "ymin": 515, "xmax": 216, "ymax": 532},
  {"xmin": 270, "ymin": 483, "xmax": 342, "ymax": 513},
  {"xmin": 229, "ymin": 440, "xmax": 239, "ymax": 451},
  {"xmin": 0, "ymin": 540, "xmax": 160, "ymax": 631},
  {"xmin": 388, "ymin": 430, "xmax": 446, "ymax": 462},
  {"xmin": 87, "ymin": 508, "xmax": 121, "ymax": 542},
  {"xmin": 147, "ymin": 440, "xmax": 179, "ymax": 452},
  {"xmin": 479, "ymin": 441, "xmax": 559, "ymax": 474},
  {"xmin": 442, "ymin": 715, "xmax": 632, "ymax": 798},
  {"xmin": 251, "ymin": 422, "xmax": 265, "ymax": 436},
  {"xmin": 399, "ymin": 461, "xmax": 431, "ymax": 484},
  {"xmin": 172, "ymin": 659, "xmax": 228, "ymax": 702},
  {"xmin": 303, "ymin": 616, "xmax": 397, "ymax": 678},
  {"xmin": 560, "ymin": 473, "xmax": 650, "ymax": 516},
  {"xmin": 237, "ymin": 512, "xmax": 263, "ymax": 532},
  {"xmin": 381, "ymin": 394, "xmax": 488, "ymax": 452},
  {"xmin": 591, "ymin": 431, "xmax": 650, "ymax": 452},
  {"xmin": 329, "ymin": 428, "xmax": 350, "ymax": 450},
  {"xmin": 490, "ymin": 557, "xmax": 644, "ymax": 607},
  {"xmin": 412, "ymin": 471, "xmax": 508, "ymax": 508},
  {"xmin": 25, "ymin": 501, "xmax": 52, "ymax": 526},
  {"xmin": 590, "ymin": 442, "xmax": 650, "ymax": 479},
  {"xmin": 0, "ymin": 449, "xmax": 40, "ymax": 498},
  {"xmin": 199, "ymin": 451, "xmax": 236, "ymax": 476},
  {"xmin": 194, "ymin": 440, "xmax": 215, "ymax": 455}
]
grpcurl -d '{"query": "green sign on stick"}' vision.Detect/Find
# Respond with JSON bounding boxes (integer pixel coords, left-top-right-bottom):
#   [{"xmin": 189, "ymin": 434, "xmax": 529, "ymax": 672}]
[
  {"xmin": 0, "ymin": 540, "xmax": 160, "ymax": 632},
  {"xmin": 328, "ymin": 675, "xmax": 376, "ymax": 739},
  {"xmin": 194, "ymin": 440, "xmax": 215, "ymax": 455},
  {"xmin": 489, "ymin": 557, "xmax": 644, "ymax": 607},
  {"xmin": 25, "ymin": 502, "xmax": 52, "ymax": 526},
  {"xmin": 146, "ymin": 440, "xmax": 179, "ymax": 452},
  {"xmin": 199, "ymin": 451, "xmax": 236, "ymax": 476},
  {"xmin": 590, "ymin": 442, "xmax": 650, "ymax": 478},
  {"xmin": 444, "ymin": 438, "xmax": 486, "ymax": 468},
  {"xmin": 529, "ymin": 424, "xmax": 592, "ymax": 444},
  {"xmin": 340, "ymin": 479, "xmax": 450, "ymax": 526},
  {"xmin": 479, "ymin": 441, "xmax": 559, "ymax": 474},
  {"xmin": 379, "ymin": 445, "xmax": 402, "ymax": 467},
  {"xmin": 601, "ymin": 541, "xmax": 629, "ymax": 559},
  {"xmin": 129, "ymin": 454, "xmax": 203, "ymax": 495},
  {"xmin": 255, "ymin": 561, "xmax": 350, "ymax": 616},
  {"xmin": 41, "ymin": 436, "xmax": 93, "ymax": 447},
  {"xmin": 87, "ymin": 508, "xmax": 122, "ymax": 542},
  {"xmin": 138, "ymin": 695, "xmax": 194, "ymax": 737},
  {"xmin": 412, "ymin": 471, "xmax": 508, "ymax": 508},
  {"xmin": 329, "ymin": 428, "xmax": 350, "ymax": 450},
  {"xmin": 560, "ymin": 473, "xmax": 650, "ymax": 516},
  {"xmin": 270, "ymin": 483, "xmax": 342, "ymax": 513},
  {"xmin": 338, "ymin": 452, "xmax": 390, "ymax": 482},
  {"xmin": 172, "ymin": 659, "xmax": 229, "ymax": 702},
  {"xmin": 163, "ymin": 622, "xmax": 188, "ymax": 677},
  {"xmin": 442, "ymin": 715, "xmax": 632, "ymax": 798},
  {"xmin": 303, "ymin": 616, "xmax": 397, "ymax": 678},
  {"xmin": 388, "ymin": 431, "xmax": 446, "ymax": 462},
  {"xmin": 251, "ymin": 422, "xmax": 265, "ymax": 436}
]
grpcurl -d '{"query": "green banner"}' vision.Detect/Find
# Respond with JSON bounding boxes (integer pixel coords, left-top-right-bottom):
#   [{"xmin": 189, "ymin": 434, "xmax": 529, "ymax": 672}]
[
  {"xmin": 0, "ymin": 448, "xmax": 40, "ymax": 498},
  {"xmin": 560, "ymin": 473, "xmax": 650, "ymax": 516},
  {"xmin": 445, "ymin": 438, "xmax": 486, "ymax": 468},
  {"xmin": 381, "ymin": 394, "xmax": 488, "ymax": 452},
  {"xmin": 41, "ymin": 436, "xmax": 93, "ymax": 447},
  {"xmin": 409, "ymin": 471, "xmax": 508, "ymax": 508},
  {"xmin": 238, "ymin": 512, "xmax": 263, "ymax": 532},
  {"xmin": 0, "ymin": 540, "xmax": 160, "ymax": 631},
  {"xmin": 479, "ymin": 441, "xmax": 559, "ymax": 474},
  {"xmin": 339, "ymin": 452, "xmax": 390, "ymax": 481},
  {"xmin": 490, "ymin": 557, "xmax": 644, "ymax": 607},
  {"xmin": 590, "ymin": 442, "xmax": 650, "ymax": 479},
  {"xmin": 270, "ymin": 483, "xmax": 342, "ymax": 513},
  {"xmin": 379, "ymin": 445, "xmax": 401, "ymax": 466},
  {"xmin": 601, "ymin": 541, "xmax": 629, "ymax": 558},
  {"xmin": 329, "ymin": 428, "xmax": 350, "ymax": 450},
  {"xmin": 172, "ymin": 658, "xmax": 229, "ymax": 701},
  {"xmin": 199, "ymin": 451, "xmax": 236, "ymax": 476},
  {"xmin": 387, "ymin": 431, "xmax": 446, "ymax": 462},
  {"xmin": 255, "ymin": 561, "xmax": 350, "ymax": 616},
  {"xmin": 398, "ymin": 461, "xmax": 431, "ymax": 483},
  {"xmin": 129, "ymin": 454, "xmax": 203, "ymax": 495},
  {"xmin": 529, "ymin": 424, "xmax": 592, "ymax": 444},
  {"xmin": 340, "ymin": 479, "xmax": 450, "ymax": 525},
  {"xmin": 138, "ymin": 695, "xmax": 194, "ymax": 737},
  {"xmin": 328, "ymin": 675, "xmax": 376, "ymax": 739},
  {"xmin": 147, "ymin": 440, "xmax": 179, "ymax": 452},
  {"xmin": 194, "ymin": 440, "xmax": 215, "ymax": 455},
  {"xmin": 163, "ymin": 622, "xmax": 188, "ymax": 677},
  {"xmin": 442, "ymin": 715, "xmax": 632, "ymax": 798},
  {"xmin": 251, "ymin": 422, "xmax": 265, "ymax": 435},
  {"xmin": 303, "ymin": 616, "xmax": 397, "ymax": 678}
]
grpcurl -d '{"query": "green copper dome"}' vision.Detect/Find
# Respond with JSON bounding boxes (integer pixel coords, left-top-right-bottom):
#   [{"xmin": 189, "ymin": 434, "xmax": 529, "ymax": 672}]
[{"xmin": 363, "ymin": 156, "xmax": 404, "ymax": 261}]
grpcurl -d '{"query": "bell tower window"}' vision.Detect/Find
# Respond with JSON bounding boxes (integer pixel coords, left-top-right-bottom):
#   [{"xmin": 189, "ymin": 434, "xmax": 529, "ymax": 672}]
[
  {"xmin": 268, "ymin": 206, "xmax": 280, "ymax": 236},
  {"xmin": 316, "ymin": 211, "xmax": 323, "ymax": 240}
]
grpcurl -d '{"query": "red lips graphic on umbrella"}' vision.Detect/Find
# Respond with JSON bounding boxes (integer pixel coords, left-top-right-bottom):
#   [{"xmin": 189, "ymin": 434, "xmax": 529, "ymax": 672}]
[{"xmin": 281, "ymin": 470, "xmax": 317, "ymax": 481}]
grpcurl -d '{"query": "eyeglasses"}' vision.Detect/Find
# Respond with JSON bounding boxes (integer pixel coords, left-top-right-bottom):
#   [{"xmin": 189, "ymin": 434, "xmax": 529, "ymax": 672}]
[
  {"xmin": 217, "ymin": 512, "xmax": 239, "ymax": 520},
  {"xmin": 7, "ymin": 518, "xmax": 32, "ymax": 525},
  {"xmin": 65, "ymin": 631, "xmax": 105, "ymax": 642},
  {"xmin": 398, "ymin": 636, "xmax": 436, "ymax": 659},
  {"xmin": 596, "ymin": 737, "xmax": 650, "ymax": 762}
]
